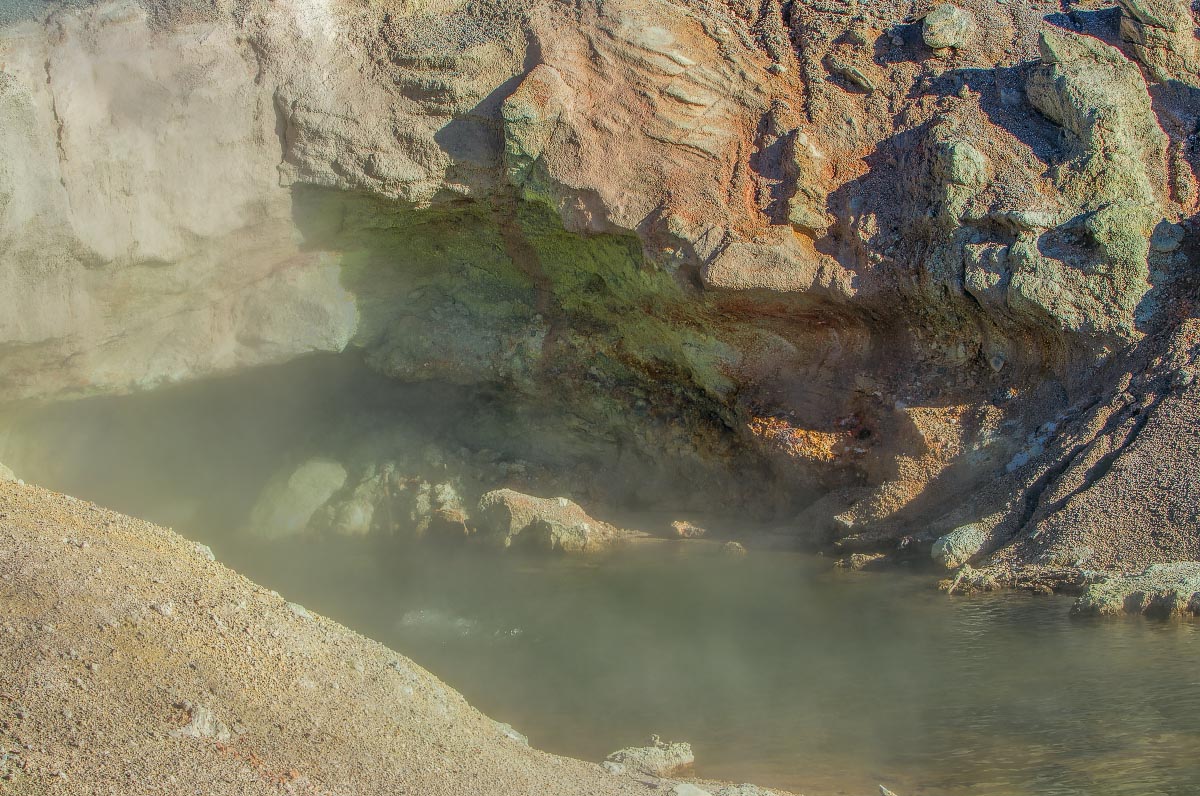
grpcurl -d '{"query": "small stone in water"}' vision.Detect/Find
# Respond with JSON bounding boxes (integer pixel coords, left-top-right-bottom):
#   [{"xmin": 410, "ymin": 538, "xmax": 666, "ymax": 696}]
[{"xmin": 722, "ymin": 541, "xmax": 747, "ymax": 556}]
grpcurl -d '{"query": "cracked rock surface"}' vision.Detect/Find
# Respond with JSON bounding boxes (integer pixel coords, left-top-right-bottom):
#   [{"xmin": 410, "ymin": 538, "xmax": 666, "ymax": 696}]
[{"xmin": 0, "ymin": 0, "xmax": 1197, "ymax": 582}]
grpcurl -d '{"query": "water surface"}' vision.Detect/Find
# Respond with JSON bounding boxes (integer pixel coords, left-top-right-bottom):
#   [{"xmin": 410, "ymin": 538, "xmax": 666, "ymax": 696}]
[
  {"xmin": 231, "ymin": 539, "xmax": 1200, "ymax": 796},
  {"xmin": 2, "ymin": 357, "xmax": 1198, "ymax": 795}
]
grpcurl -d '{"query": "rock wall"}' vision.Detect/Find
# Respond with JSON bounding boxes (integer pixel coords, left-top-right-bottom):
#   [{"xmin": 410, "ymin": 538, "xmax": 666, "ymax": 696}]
[{"xmin": 0, "ymin": 0, "xmax": 1197, "ymax": 573}]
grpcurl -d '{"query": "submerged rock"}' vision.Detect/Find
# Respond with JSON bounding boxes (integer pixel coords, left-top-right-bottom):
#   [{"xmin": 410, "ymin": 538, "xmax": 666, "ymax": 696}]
[
  {"xmin": 836, "ymin": 552, "xmax": 888, "ymax": 571},
  {"xmin": 246, "ymin": 459, "xmax": 347, "ymax": 540},
  {"xmin": 671, "ymin": 520, "xmax": 707, "ymax": 539},
  {"xmin": 1072, "ymin": 563, "xmax": 1200, "ymax": 618},
  {"xmin": 476, "ymin": 489, "xmax": 638, "ymax": 553},
  {"xmin": 931, "ymin": 523, "xmax": 988, "ymax": 569},
  {"xmin": 938, "ymin": 564, "xmax": 1001, "ymax": 595},
  {"xmin": 605, "ymin": 736, "xmax": 694, "ymax": 777}
]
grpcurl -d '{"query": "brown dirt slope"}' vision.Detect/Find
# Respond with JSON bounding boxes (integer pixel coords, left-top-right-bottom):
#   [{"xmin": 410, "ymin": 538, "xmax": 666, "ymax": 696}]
[{"xmin": 0, "ymin": 480, "xmax": 780, "ymax": 796}]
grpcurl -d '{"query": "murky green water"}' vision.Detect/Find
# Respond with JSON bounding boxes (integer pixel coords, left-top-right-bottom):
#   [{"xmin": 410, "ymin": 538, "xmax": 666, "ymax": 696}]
[
  {"xmin": 3, "ymin": 356, "xmax": 1199, "ymax": 795},
  {"xmin": 228, "ymin": 539, "xmax": 1199, "ymax": 796}
]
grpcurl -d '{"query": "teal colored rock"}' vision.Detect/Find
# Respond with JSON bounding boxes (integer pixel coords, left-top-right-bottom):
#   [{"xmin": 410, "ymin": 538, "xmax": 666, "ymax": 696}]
[
  {"xmin": 1150, "ymin": 220, "xmax": 1185, "ymax": 252},
  {"xmin": 923, "ymin": 4, "xmax": 976, "ymax": 50},
  {"xmin": 932, "ymin": 523, "xmax": 988, "ymax": 569},
  {"xmin": 1027, "ymin": 29, "xmax": 1165, "ymax": 209},
  {"xmin": 936, "ymin": 140, "xmax": 989, "ymax": 188},
  {"xmin": 606, "ymin": 736, "xmax": 694, "ymax": 777},
  {"xmin": 1117, "ymin": 0, "xmax": 1200, "ymax": 84},
  {"xmin": 247, "ymin": 458, "xmax": 347, "ymax": 540},
  {"xmin": 1017, "ymin": 28, "xmax": 1167, "ymax": 340},
  {"xmin": 1072, "ymin": 563, "xmax": 1200, "ymax": 617}
]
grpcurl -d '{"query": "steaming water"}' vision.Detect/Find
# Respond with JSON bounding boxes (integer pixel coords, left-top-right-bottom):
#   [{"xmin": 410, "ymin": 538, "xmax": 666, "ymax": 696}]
[
  {"xmin": 256, "ymin": 543, "xmax": 1200, "ymax": 796},
  {"xmin": 3, "ymin": 355, "xmax": 1199, "ymax": 796}
]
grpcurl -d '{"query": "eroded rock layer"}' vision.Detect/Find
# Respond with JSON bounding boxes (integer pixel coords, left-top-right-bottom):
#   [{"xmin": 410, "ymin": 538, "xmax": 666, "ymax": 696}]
[{"xmin": 0, "ymin": 0, "xmax": 1197, "ymax": 578}]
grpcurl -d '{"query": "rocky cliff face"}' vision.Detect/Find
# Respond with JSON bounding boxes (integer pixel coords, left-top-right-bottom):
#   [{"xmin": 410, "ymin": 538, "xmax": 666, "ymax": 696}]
[{"xmin": 0, "ymin": 0, "xmax": 1197, "ymax": 579}]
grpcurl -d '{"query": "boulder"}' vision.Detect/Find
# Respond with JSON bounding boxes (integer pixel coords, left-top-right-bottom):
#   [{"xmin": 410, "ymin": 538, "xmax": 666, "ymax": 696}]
[
  {"xmin": 1117, "ymin": 0, "xmax": 1200, "ymax": 84},
  {"xmin": 782, "ymin": 130, "xmax": 832, "ymax": 237},
  {"xmin": 922, "ymin": 4, "xmax": 976, "ymax": 50},
  {"xmin": 1072, "ymin": 562, "xmax": 1200, "ymax": 617},
  {"xmin": 501, "ymin": 64, "xmax": 577, "ymax": 205},
  {"xmin": 931, "ymin": 523, "xmax": 988, "ymax": 569},
  {"xmin": 935, "ymin": 140, "xmax": 989, "ymax": 189},
  {"xmin": 605, "ymin": 736, "xmax": 694, "ymax": 777},
  {"xmin": 475, "ymin": 489, "xmax": 635, "ymax": 553},
  {"xmin": 246, "ymin": 459, "xmax": 347, "ymax": 540},
  {"xmin": 1151, "ymin": 220, "xmax": 1185, "ymax": 253},
  {"xmin": 1016, "ymin": 28, "xmax": 1167, "ymax": 339},
  {"xmin": 671, "ymin": 520, "xmax": 707, "ymax": 539},
  {"xmin": 325, "ymin": 469, "xmax": 388, "ymax": 537},
  {"xmin": 1026, "ymin": 29, "xmax": 1166, "ymax": 209}
]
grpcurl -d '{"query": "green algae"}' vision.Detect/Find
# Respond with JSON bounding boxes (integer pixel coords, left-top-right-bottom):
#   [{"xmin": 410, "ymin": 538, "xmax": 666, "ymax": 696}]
[
  {"xmin": 512, "ymin": 200, "xmax": 736, "ymax": 402},
  {"xmin": 291, "ymin": 187, "xmax": 736, "ymax": 420}
]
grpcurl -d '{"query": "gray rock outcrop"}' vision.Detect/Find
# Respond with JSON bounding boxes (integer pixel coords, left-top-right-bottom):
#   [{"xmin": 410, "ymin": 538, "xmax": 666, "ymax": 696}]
[
  {"xmin": 476, "ymin": 489, "xmax": 638, "ymax": 553},
  {"xmin": 932, "ymin": 524, "xmax": 989, "ymax": 570},
  {"xmin": 605, "ymin": 736, "xmax": 694, "ymax": 777},
  {"xmin": 1116, "ymin": 0, "xmax": 1200, "ymax": 84},
  {"xmin": 1072, "ymin": 563, "xmax": 1200, "ymax": 617},
  {"xmin": 246, "ymin": 459, "xmax": 348, "ymax": 540},
  {"xmin": 922, "ymin": 4, "xmax": 976, "ymax": 51}
]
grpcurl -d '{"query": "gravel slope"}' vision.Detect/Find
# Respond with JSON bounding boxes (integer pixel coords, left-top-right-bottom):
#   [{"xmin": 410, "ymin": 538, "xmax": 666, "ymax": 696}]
[{"xmin": 0, "ymin": 480, "xmax": 777, "ymax": 796}]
